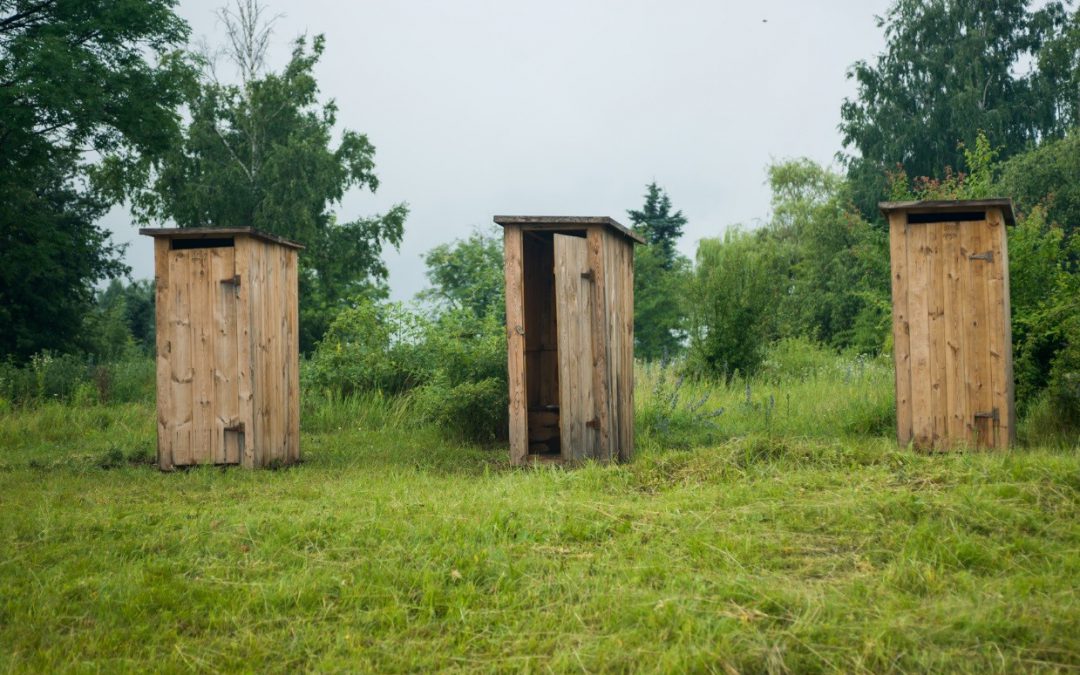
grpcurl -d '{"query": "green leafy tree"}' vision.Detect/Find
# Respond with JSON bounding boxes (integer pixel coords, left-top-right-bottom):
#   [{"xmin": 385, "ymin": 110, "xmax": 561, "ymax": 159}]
[
  {"xmin": 767, "ymin": 160, "xmax": 890, "ymax": 353},
  {"xmin": 840, "ymin": 0, "xmax": 1076, "ymax": 216},
  {"xmin": 420, "ymin": 228, "xmax": 505, "ymax": 321},
  {"xmin": 628, "ymin": 182, "xmax": 687, "ymax": 267},
  {"xmin": 999, "ymin": 131, "xmax": 1080, "ymax": 239},
  {"xmin": 686, "ymin": 229, "xmax": 787, "ymax": 381},
  {"xmin": 88, "ymin": 279, "xmax": 156, "ymax": 357},
  {"xmin": 994, "ymin": 133, "xmax": 1080, "ymax": 429},
  {"xmin": 0, "ymin": 0, "xmax": 194, "ymax": 360},
  {"xmin": 114, "ymin": 1, "xmax": 406, "ymax": 351},
  {"xmin": 627, "ymin": 183, "xmax": 692, "ymax": 360}
]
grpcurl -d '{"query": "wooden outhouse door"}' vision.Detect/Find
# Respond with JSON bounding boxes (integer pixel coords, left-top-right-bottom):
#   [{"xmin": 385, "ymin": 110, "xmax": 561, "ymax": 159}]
[
  {"xmin": 553, "ymin": 234, "xmax": 596, "ymax": 460},
  {"xmin": 899, "ymin": 219, "xmax": 1007, "ymax": 449},
  {"xmin": 165, "ymin": 246, "xmax": 243, "ymax": 465}
]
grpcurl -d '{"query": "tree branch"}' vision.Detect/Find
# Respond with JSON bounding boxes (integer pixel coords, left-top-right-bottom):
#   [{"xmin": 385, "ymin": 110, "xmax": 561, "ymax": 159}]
[{"xmin": 0, "ymin": 0, "xmax": 56, "ymax": 34}]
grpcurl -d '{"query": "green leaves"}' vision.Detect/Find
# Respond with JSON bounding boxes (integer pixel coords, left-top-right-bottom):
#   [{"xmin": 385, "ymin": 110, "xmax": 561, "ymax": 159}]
[
  {"xmin": 627, "ymin": 183, "xmax": 691, "ymax": 361},
  {"xmin": 420, "ymin": 228, "xmax": 505, "ymax": 322},
  {"xmin": 686, "ymin": 160, "xmax": 890, "ymax": 380},
  {"xmin": 840, "ymin": 0, "xmax": 1076, "ymax": 216},
  {"xmin": 0, "ymin": 0, "xmax": 195, "ymax": 361},
  {"xmin": 125, "ymin": 30, "xmax": 407, "ymax": 351}
]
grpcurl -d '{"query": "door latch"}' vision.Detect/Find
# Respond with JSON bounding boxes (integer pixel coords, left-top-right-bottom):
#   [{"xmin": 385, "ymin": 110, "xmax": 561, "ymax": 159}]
[
  {"xmin": 586, "ymin": 417, "xmax": 600, "ymax": 430},
  {"xmin": 968, "ymin": 251, "xmax": 993, "ymax": 262},
  {"xmin": 974, "ymin": 408, "xmax": 999, "ymax": 422},
  {"xmin": 580, "ymin": 269, "xmax": 595, "ymax": 281}
]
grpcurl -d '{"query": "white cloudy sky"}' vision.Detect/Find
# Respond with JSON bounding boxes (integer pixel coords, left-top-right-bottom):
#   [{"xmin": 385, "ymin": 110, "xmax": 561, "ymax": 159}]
[{"xmin": 105, "ymin": 0, "xmax": 892, "ymax": 300}]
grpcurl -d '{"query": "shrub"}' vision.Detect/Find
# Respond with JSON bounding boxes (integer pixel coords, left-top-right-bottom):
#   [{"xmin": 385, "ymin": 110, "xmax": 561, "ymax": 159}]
[
  {"xmin": 0, "ymin": 353, "xmax": 154, "ymax": 408},
  {"xmin": 413, "ymin": 377, "xmax": 507, "ymax": 443},
  {"xmin": 306, "ymin": 299, "xmax": 508, "ymax": 443},
  {"xmin": 306, "ymin": 299, "xmax": 429, "ymax": 396}
]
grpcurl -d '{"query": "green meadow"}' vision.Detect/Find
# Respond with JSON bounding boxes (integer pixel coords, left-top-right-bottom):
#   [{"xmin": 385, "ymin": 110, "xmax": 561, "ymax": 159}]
[{"xmin": 1, "ymin": 353, "xmax": 1077, "ymax": 673}]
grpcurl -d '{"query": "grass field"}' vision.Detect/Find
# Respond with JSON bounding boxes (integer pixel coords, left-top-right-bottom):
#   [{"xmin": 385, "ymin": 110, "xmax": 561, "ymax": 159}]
[{"xmin": 1, "ymin": 353, "xmax": 1078, "ymax": 672}]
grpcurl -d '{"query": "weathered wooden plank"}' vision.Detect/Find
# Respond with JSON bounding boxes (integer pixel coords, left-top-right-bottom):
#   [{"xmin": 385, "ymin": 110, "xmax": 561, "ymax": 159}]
[
  {"xmin": 153, "ymin": 238, "xmax": 174, "ymax": 470},
  {"xmin": 248, "ymin": 239, "xmax": 268, "ymax": 466},
  {"xmin": 154, "ymin": 238, "xmax": 174, "ymax": 468},
  {"xmin": 602, "ymin": 232, "xmax": 619, "ymax": 463},
  {"xmin": 985, "ymin": 208, "xmax": 1013, "ymax": 448},
  {"xmin": 992, "ymin": 209, "xmax": 1016, "ymax": 445},
  {"xmin": 888, "ymin": 213, "xmax": 913, "ymax": 446},
  {"xmin": 586, "ymin": 227, "xmax": 610, "ymax": 461},
  {"xmin": 942, "ymin": 222, "xmax": 968, "ymax": 446},
  {"xmin": 193, "ymin": 249, "xmax": 216, "ymax": 464},
  {"xmin": 266, "ymin": 242, "xmax": 283, "ymax": 465},
  {"xmin": 907, "ymin": 222, "xmax": 933, "ymax": 447},
  {"xmin": 211, "ymin": 247, "xmax": 239, "ymax": 464},
  {"xmin": 266, "ymin": 242, "xmax": 281, "ymax": 464},
  {"xmin": 503, "ymin": 226, "xmax": 528, "ymax": 465},
  {"xmin": 234, "ymin": 236, "xmax": 256, "ymax": 468},
  {"xmin": 286, "ymin": 247, "xmax": 301, "ymax": 462},
  {"xmin": 962, "ymin": 219, "xmax": 991, "ymax": 448},
  {"xmin": 167, "ymin": 250, "xmax": 194, "ymax": 466},
  {"xmin": 927, "ymin": 222, "xmax": 947, "ymax": 448}
]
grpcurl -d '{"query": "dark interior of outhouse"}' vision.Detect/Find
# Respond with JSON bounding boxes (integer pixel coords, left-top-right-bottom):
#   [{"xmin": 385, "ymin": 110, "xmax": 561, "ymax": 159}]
[{"xmin": 523, "ymin": 230, "xmax": 560, "ymax": 457}]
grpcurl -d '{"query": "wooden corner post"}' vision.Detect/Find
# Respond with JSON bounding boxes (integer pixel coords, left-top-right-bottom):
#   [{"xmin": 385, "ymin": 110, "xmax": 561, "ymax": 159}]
[{"xmin": 503, "ymin": 225, "xmax": 528, "ymax": 465}]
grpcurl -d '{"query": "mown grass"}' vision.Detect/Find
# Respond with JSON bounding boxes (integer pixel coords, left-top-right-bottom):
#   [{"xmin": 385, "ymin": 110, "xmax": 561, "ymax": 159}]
[{"xmin": 1, "ymin": 356, "xmax": 1078, "ymax": 672}]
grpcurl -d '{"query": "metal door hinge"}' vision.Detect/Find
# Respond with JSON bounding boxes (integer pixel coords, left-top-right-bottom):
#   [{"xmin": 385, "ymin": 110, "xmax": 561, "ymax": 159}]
[
  {"xmin": 974, "ymin": 408, "xmax": 999, "ymax": 422},
  {"xmin": 968, "ymin": 251, "xmax": 994, "ymax": 262},
  {"xmin": 221, "ymin": 274, "xmax": 241, "ymax": 287},
  {"xmin": 586, "ymin": 417, "xmax": 600, "ymax": 430},
  {"xmin": 581, "ymin": 269, "xmax": 595, "ymax": 281}
]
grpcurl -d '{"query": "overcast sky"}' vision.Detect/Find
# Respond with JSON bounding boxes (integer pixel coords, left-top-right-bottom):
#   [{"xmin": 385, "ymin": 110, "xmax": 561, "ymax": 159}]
[{"xmin": 105, "ymin": 0, "xmax": 892, "ymax": 300}]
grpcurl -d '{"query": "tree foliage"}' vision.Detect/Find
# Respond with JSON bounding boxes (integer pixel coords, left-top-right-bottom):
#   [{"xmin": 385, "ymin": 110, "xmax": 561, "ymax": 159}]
[
  {"xmin": 840, "ymin": 0, "xmax": 1076, "ymax": 216},
  {"xmin": 420, "ymin": 228, "xmax": 505, "ymax": 322},
  {"xmin": 0, "ymin": 0, "xmax": 193, "ymax": 361},
  {"xmin": 627, "ymin": 182, "xmax": 687, "ymax": 267},
  {"xmin": 998, "ymin": 130, "xmax": 1080, "ymax": 240},
  {"xmin": 767, "ymin": 160, "xmax": 890, "ymax": 353},
  {"xmin": 627, "ymin": 183, "xmax": 692, "ymax": 360},
  {"xmin": 687, "ymin": 229, "xmax": 785, "ymax": 381},
  {"xmin": 686, "ymin": 160, "xmax": 890, "ymax": 380},
  {"xmin": 111, "ymin": 7, "xmax": 406, "ymax": 351}
]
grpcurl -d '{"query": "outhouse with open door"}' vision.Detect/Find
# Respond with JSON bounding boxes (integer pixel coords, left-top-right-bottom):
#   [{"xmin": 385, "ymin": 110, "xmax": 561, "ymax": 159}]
[
  {"xmin": 140, "ymin": 227, "xmax": 303, "ymax": 470},
  {"xmin": 880, "ymin": 199, "xmax": 1016, "ymax": 450},
  {"xmin": 496, "ymin": 216, "xmax": 643, "ymax": 465}
]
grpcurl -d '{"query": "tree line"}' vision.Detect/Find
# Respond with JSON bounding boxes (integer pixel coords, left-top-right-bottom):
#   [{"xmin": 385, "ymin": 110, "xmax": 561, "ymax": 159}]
[{"xmin": 1, "ymin": 0, "xmax": 1078, "ymax": 436}]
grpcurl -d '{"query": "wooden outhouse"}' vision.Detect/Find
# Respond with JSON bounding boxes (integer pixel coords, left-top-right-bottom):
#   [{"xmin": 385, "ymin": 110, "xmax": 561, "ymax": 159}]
[
  {"xmin": 880, "ymin": 199, "xmax": 1016, "ymax": 450},
  {"xmin": 496, "ymin": 216, "xmax": 643, "ymax": 465},
  {"xmin": 140, "ymin": 228, "xmax": 302, "ymax": 470}
]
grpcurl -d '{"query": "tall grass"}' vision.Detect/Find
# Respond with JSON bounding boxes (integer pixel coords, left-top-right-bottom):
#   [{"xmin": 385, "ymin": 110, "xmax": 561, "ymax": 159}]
[
  {"xmin": 636, "ymin": 339, "xmax": 896, "ymax": 451},
  {"xmin": 1, "ymin": 400, "xmax": 1078, "ymax": 671},
  {"xmin": 0, "ymin": 338, "xmax": 1078, "ymax": 671}
]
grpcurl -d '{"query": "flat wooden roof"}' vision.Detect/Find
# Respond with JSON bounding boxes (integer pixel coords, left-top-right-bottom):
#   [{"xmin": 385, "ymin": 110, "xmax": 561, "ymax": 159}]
[
  {"xmin": 494, "ymin": 216, "xmax": 646, "ymax": 245},
  {"xmin": 878, "ymin": 199, "xmax": 1016, "ymax": 226},
  {"xmin": 139, "ymin": 227, "xmax": 305, "ymax": 250}
]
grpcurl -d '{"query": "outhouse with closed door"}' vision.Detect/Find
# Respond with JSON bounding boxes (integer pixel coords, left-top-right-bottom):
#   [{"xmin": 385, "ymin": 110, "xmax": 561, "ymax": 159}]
[
  {"xmin": 880, "ymin": 199, "xmax": 1016, "ymax": 450},
  {"xmin": 140, "ymin": 228, "xmax": 302, "ymax": 470},
  {"xmin": 496, "ymin": 216, "xmax": 643, "ymax": 465}
]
